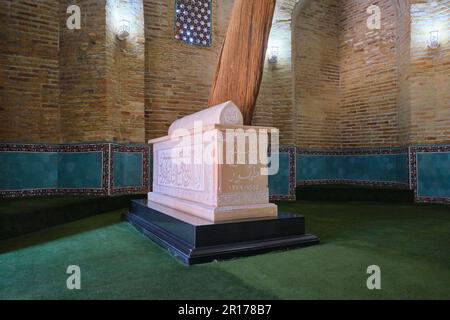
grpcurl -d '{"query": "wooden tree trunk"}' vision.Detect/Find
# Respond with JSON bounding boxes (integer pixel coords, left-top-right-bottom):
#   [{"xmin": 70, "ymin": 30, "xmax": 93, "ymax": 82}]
[{"xmin": 208, "ymin": 0, "xmax": 276, "ymax": 125}]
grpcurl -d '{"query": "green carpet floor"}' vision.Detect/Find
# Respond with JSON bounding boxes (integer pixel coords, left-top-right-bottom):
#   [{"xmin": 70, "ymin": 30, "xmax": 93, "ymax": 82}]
[{"xmin": 0, "ymin": 201, "xmax": 449, "ymax": 300}]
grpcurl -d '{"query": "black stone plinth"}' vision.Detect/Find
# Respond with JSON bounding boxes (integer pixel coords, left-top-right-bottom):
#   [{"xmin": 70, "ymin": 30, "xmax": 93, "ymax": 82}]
[{"xmin": 125, "ymin": 199, "xmax": 319, "ymax": 265}]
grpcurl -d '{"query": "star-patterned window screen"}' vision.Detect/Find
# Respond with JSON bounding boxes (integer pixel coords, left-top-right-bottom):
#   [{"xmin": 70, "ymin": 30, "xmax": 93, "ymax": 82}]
[{"xmin": 174, "ymin": 0, "xmax": 212, "ymax": 47}]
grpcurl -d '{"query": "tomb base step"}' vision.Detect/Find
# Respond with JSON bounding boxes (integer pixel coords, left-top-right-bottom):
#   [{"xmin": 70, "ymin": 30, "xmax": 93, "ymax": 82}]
[
  {"xmin": 148, "ymin": 192, "xmax": 278, "ymax": 222},
  {"xmin": 125, "ymin": 199, "xmax": 319, "ymax": 265}
]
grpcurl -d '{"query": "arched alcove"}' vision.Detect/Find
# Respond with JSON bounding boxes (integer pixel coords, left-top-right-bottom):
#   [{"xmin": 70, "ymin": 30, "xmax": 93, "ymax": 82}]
[{"xmin": 290, "ymin": 0, "xmax": 412, "ymax": 148}]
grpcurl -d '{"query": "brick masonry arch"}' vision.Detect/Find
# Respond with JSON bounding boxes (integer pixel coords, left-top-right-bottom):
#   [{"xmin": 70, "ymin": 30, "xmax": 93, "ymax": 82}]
[{"xmin": 284, "ymin": 0, "xmax": 412, "ymax": 147}]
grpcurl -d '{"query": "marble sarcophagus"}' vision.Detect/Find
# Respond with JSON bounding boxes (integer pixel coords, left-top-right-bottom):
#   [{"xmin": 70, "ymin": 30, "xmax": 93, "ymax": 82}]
[
  {"xmin": 126, "ymin": 101, "xmax": 319, "ymax": 265},
  {"xmin": 148, "ymin": 101, "xmax": 278, "ymax": 222}
]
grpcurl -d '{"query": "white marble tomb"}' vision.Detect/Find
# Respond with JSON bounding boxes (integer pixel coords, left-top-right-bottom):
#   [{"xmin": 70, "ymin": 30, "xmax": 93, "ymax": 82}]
[{"xmin": 148, "ymin": 101, "xmax": 278, "ymax": 222}]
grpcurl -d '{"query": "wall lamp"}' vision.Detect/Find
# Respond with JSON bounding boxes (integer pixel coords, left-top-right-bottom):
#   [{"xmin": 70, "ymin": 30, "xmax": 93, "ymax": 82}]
[
  {"xmin": 428, "ymin": 30, "xmax": 440, "ymax": 49},
  {"xmin": 268, "ymin": 46, "xmax": 279, "ymax": 64},
  {"xmin": 117, "ymin": 19, "xmax": 130, "ymax": 41}
]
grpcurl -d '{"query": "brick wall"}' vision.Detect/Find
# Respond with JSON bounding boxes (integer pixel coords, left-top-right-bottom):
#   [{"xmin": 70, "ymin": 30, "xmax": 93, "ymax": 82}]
[
  {"xmin": 106, "ymin": 0, "xmax": 145, "ymax": 143},
  {"xmin": 339, "ymin": 0, "xmax": 400, "ymax": 148},
  {"xmin": 59, "ymin": 0, "xmax": 145, "ymax": 144},
  {"xmin": 294, "ymin": 0, "xmax": 340, "ymax": 148},
  {"xmin": 144, "ymin": 0, "xmax": 227, "ymax": 141},
  {"xmin": 146, "ymin": 0, "xmax": 309, "ymax": 146},
  {"xmin": 0, "ymin": 0, "xmax": 60, "ymax": 143},
  {"xmin": 292, "ymin": 0, "xmax": 448, "ymax": 148},
  {"xmin": 1, "ymin": 0, "xmax": 448, "ymax": 149},
  {"xmin": 143, "ymin": 0, "xmax": 298, "ymax": 145},
  {"xmin": 59, "ymin": 0, "xmax": 110, "ymax": 142},
  {"xmin": 253, "ymin": 0, "xmax": 299, "ymax": 146},
  {"xmin": 292, "ymin": 0, "xmax": 416, "ymax": 148},
  {"xmin": 409, "ymin": 0, "xmax": 449, "ymax": 145},
  {"xmin": 397, "ymin": 0, "xmax": 412, "ymax": 145}
]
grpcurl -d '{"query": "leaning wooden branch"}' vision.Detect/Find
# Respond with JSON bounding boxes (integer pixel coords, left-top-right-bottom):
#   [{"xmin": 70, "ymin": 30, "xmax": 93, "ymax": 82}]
[{"xmin": 208, "ymin": 0, "xmax": 276, "ymax": 125}]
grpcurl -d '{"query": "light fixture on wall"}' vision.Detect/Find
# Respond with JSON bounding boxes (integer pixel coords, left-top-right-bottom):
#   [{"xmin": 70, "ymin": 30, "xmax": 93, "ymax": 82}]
[
  {"xmin": 268, "ymin": 46, "xmax": 279, "ymax": 64},
  {"xmin": 428, "ymin": 30, "xmax": 440, "ymax": 49},
  {"xmin": 116, "ymin": 19, "xmax": 130, "ymax": 41}
]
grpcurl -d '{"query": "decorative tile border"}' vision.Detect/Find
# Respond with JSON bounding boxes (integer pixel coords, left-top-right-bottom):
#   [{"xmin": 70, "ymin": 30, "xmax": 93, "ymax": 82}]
[
  {"xmin": 57, "ymin": 143, "xmax": 110, "ymax": 196},
  {"xmin": 0, "ymin": 143, "xmax": 60, "ymax": 153},
  {"xmin": 0, "ymin": 143, "xmax": 109, "ymax": 198},
  {"xmin": 297, "ymin": 179, "xmax": 410, "ymax": 189},
  {"xmin": 270, "ymin": 146, "xmax": 296, "ymax": 201},
  {"xmin": 410, "ymin": 145, "xmax": 450, "ymax": 204},
  {"xmin": 1, "ymin": 143, "xmax": 297, "ymax": 200},
  {"xmin": 2, "ymin": 143, "xmax": 449, "ymax": 205},
  {"xmin": 149, "ymin": 144, "xmax": 153, "ymax": 192},
  {"xmin": 0, "ymin": 143, "xmax": 147, "ymax": 198},
  {"xmin": 296, "ymin": 146, "xmax": 409, "ymax": 156},
  {"xmin": 109, "ymin": 144, "xmax": 150, "ymax": 196},
  {"xmin": 296, "ymin": 147, "xmax": 410, "ymax": 189}
]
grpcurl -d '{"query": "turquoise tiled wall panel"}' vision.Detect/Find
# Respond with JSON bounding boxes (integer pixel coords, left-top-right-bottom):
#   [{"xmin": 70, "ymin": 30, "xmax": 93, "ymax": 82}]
[
  {"xmin": 269, "ymin": 153, "xmax": 290, "ymax": 196},
  {"xmin": 344, "ymin": 154, "xmax": 409, "ymax": 183},
  {"xmin": 0, "ymin": 152, "xmax": 58, "ymax": 190},
  {"xmin": 58, "ymin": 152, "xmax": 103, "ymax": 189},
  {"xmin": 0, "ymin": 144, "xmax": 149, "ymax": 196},
  {"xmin": 297, "ymin": 154, "xmax": 409, "ymax": 184},
  {"xmin": 113, "ymin": 152, "xmax": 143, "ymax": 188},
  {"xmin": 417, "ymin": 152, "xmax": 450, "ymax": 198},
  {"xmin": 297, "ymin": 156, "xmax": 344, "ymax": 181},
  {"xmin": 1, "ymin": 144, "xmax": 448, "ymax": 203}
]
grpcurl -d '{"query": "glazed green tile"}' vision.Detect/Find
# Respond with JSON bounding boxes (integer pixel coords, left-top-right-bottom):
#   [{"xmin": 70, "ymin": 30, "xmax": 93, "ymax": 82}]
[
  {"xmin": 269, "ymin": 153, "xmax": 290, "ymax": 196},
  {"xmin": 297, "ymin": 153, "xmax": 409, "ymax": 184},
  {"xmin": 417, "ymin": 152, "xmax": 450, "ymax": 198},
  {"xmin": 57, "ymin": 152, "xmax": 103, "ymax": 189},
  {"xmin": 0, "ymin": 152, "xmax": 58, "ymax": 190},
  {"xmin": 113, "ymin": 152, "xmax": 143, "ymax": 188},
  {"xmin": 344, "ymin": 154, "xmax": 409, "ymax": 183}
]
